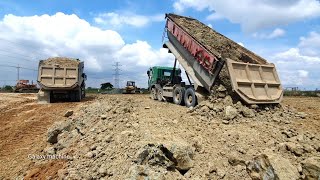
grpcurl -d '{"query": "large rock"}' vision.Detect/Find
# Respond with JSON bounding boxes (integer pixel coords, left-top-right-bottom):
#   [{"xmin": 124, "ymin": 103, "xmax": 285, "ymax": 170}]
[
  {"xmin": 265, "ymin": 152, "xmax": 299, "ymax": 180},
  {"xmin": 135, "ymin": 144, "xmax": 175, "ymax": 168},
  {"xmin": 247, "ymin": 153, "xmax": 299, "ymax": 180},
  {"xmin": 135, "ymin": 143, "xmax": 194, "ymax": 171},
  {"xmin": 223, "ymin": 96, "xmax": 233, "ymax": 106},
  {"xmin": 217, "ymin": 85, "xmax": 227, "ymax": 98},
  {"xmin": 246, "ymin": 154, "xmax": 279, "ymax": 180},
  {"xmin": 224, "ymin": 106, "xmax": 238, "ymax": 120},
  {"xmin": 168, "ymin": 142, "xmax": 195, "ymax": 171},
  {"xmin": 64, "ymin": 110, "xmax": 73, "ymax": 117},
  {"xmin": 301, "ymin": 157, "xmax": 320, "ymax": 180},
  {"xmin": 285, "ymin": 142, "xmax": 304, "ymax": 156},
  {"xmin": 47, "ymin": 120, "xmax": 72, "ymax": 144},
  {"xmin": 241, "ymin": 106, "xmax": 255, "ymax": 118}
]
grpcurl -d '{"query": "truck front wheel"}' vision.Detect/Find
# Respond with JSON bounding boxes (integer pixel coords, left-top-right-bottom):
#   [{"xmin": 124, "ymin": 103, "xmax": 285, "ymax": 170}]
[
  {"xmin": 184, "ymin": 88, "xmax": 197, "ymax": 107},
  {"xmin": 173, "ymin": 87, "xmax": 185, "ymax": 105}
]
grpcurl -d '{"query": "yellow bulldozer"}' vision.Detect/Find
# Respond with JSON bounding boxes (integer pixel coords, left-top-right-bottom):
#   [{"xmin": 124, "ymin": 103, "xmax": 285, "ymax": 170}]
[{"xmin": 123, "ymin": 81, "xmax": 142, "ymax": 94}]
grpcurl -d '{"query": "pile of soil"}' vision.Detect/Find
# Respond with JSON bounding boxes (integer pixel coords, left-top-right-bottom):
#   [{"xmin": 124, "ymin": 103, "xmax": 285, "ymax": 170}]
[
  {"xmin": 39, "ymin": 57, "xmax": 81, "ymax": 67},
  {"xmin": 37, "ymin": 95, "xmax": 319, "ymax": 179}
]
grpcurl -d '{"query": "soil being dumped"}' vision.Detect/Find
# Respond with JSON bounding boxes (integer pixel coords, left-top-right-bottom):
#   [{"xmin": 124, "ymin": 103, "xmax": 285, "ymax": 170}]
[
  {"xmin": 167, "ymin": 13, "xmax": 267, "ymax": 65},
  {"xmin": 30, "ymin": 94, "xmax": 320, "ymax": 180},
  {"xmin": 167, "ymin": 14, "xmax": 278, "ymax": 99}
]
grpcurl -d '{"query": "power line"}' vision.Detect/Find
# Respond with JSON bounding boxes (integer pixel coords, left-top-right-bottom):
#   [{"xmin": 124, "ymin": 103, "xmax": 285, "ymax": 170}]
[
  {"xmin": 0, "ymin": 64, "xmax": 37, "ymax": 82},
  {"xmin": 0, "ymin": 52, "xmax": 38, "ymax": 62},
  {"xmin": 0, "ymin": 64, "xmax": 37, "ymax": 71},
  {"xmin": 112, "ymin": 62, "xmax": 121, "ymax": 89},
  {"xmin": 0, "ymin": 37, "xmax": 49, "ymax": 58}
]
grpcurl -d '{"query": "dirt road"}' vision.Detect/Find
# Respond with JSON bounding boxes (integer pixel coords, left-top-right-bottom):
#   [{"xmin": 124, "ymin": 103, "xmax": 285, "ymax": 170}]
[
  {"xmin": 0, "ymin": 93, "xmax": 94, "ymax": 178},
  {"xmin": 0, "ymin": 93, "xmax": 319, "ymax": 179}
]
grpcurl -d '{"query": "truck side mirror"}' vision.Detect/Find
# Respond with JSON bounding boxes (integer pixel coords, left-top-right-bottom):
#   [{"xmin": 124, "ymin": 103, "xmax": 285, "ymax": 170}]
[
  {"xmin": 82, "ymin": 73, "xmax": 87, "ymax": 80},
  {"xmin": 147, "ymin": 70, "xmax": 150, "ymax": 76}
]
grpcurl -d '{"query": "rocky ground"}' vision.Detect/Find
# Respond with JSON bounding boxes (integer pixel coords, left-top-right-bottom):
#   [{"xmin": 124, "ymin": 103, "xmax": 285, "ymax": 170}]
[{"xmin": 0, "ymin": 93, "xmax": 319, "ymax": 179}]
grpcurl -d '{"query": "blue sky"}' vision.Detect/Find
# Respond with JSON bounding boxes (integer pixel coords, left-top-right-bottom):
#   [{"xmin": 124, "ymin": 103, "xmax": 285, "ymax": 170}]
[{"xmin": 0, "ymin": 0, "xmax": 319, "ymax": 89}]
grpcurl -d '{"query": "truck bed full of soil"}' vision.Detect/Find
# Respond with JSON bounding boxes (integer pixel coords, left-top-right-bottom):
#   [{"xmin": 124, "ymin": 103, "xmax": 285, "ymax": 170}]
[
  {"xmin": 167, "ymin": 14, "xmax": 268, "ymax": 65},
  {"xmin": 39, "ymin": 57, "xmax": 81, "ymax": 67}
]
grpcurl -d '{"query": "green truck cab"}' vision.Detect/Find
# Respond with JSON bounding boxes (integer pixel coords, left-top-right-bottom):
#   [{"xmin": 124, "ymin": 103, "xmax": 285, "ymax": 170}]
[
  {"xmin": 147, "ymin": 66, "xmax": 196, "ymax": 106},
  {"xmin": 147, "ymin": 66, "xmax": 181, "ymax": 89}
]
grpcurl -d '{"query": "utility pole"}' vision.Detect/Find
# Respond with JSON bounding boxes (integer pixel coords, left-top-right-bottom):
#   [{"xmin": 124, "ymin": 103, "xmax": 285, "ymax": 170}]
[
  {"xmin": 17, "ymin": 64, "xmax": 20, "ymax": 82},
  {"xmin": 112, "ymin": 62, "xmax": 121, "ymax": 89}
]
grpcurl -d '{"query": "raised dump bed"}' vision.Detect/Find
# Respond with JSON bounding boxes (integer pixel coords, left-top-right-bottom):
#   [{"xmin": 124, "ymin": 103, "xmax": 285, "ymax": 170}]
[{"xmin": 163, "ymin": 13, "xmax": 283, "ymax": 104}]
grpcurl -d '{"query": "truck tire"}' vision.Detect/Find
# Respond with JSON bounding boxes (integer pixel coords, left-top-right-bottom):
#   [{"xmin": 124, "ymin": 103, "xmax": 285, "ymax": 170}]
[
  {"xmin": 81, "ymin": 85, "xmax": 85, "ymax": 98},
  {"xmin": 151, "ymin": 88, "xmax": 157, "ymax": 100},
  {"xmin": 73, "ymin": 88, "xmax": 81, "ymax": 102},
  {"xmin": 157, "ymin": 87, "xmax": 164, "ymax": 102},
  {"xmin": 184, "ymin": 88, "xmax": 197, "ymax": 107},
  {"xmin": 173, "ymin": 87, "xmax": 185, "ymax": 105}
]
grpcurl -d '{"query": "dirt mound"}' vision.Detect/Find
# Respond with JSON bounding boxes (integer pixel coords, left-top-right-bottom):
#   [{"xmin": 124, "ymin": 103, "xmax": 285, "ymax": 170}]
[
  {"xmin": 189, "ymin": 84, "xmax": 305, "ymax": 124},
  {"xmin": 37, "ymin": 94, "xmax": 320, "ymax": 179},
  {"xmin": 39, "ymin": 57, "xmax": 81, "ymax": 67}
]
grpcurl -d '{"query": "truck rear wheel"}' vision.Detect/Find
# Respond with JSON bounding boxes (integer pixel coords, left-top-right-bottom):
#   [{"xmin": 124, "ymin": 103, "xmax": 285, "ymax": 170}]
[
  {"xmin": 173, "ymin": 87, "xmax": 185, "ymax": 105},
  {"xmin": 81, "ymin": 85, "xmax": 86, "ymax": 98},
  {"xmin": 184, "ymin": 88, "xmax": 197, "ymax": 107},
  {"xmin": 72, "ymin": 88, "xmax": 81, "ymax": 102},
  {"xmin": 157, "ymin": 88, "xmax": 164, "ymax": 102},
  {"xmin": 151, "ymin": 88, "xmax": 157, "ymax": 100}
]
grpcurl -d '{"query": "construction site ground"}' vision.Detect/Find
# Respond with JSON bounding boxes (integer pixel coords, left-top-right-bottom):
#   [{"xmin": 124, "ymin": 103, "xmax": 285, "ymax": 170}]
[{"xmin": 0, "ymin": 93, "xmax": 319, "ymax": 179}]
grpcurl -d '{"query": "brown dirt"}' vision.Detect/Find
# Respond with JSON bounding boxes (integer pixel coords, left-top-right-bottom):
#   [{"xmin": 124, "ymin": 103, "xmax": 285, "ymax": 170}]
[
  {"xmin": 24, "ymin": 160, "xmax": 66, "ymax": 180},
  {"xmin": 40, "ymin": 57, "xmax": 81, "ymax": 67},
  {"xmin": 168, "ymin": 13, "xmax": 267, "ymax": 64},
  {"xmin": 0, "ymin": 94, "xmax": 319, "ymax": 179},
  {"xmin": 282, "ymin": 96, "xmax": 320, "ymax": 132},
  {"xmin": 0, "ymin": 93, "xmax": 94, "ymax": 179}
]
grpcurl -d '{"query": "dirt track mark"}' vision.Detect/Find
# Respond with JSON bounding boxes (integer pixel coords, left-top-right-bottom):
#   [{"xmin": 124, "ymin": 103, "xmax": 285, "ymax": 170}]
[{"xmin": 0, "ymin": 93, "xmax": 92, "ymax": 178}]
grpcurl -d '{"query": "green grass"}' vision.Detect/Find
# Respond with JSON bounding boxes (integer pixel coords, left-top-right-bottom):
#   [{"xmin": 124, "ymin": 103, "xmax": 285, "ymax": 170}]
[{"xmin": 284, "ymin": 90, "xmax": 320, "ymax": 97}]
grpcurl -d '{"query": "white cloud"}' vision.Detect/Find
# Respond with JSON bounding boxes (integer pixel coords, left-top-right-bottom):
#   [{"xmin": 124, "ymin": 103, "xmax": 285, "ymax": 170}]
[
  {"xmin": 253, "ymin": 28, "xmax": 286, "ymax": 39},
  {"xmin": 273, "ymin": 48, "xmax": 320, "ymax": 63},
  {"xmin": 298, "ymin": 70, "xmax": 309, "ymax": 78},
  {"xmin": 298, "ymin": 31, "xmax": 320, "ymax": 56},
  {"xmin": 94, "ymin": 12, "xmax": 164, "ymax": 28},
  {"xmin": 206, "ymin": 13, "xmax": 224, "ymax": 21},
  {"xmin": 173, "ymin": 0, "xmax": 320, "ymax": 32},
  {"xmin": 116, "ymin": 41, "xmax": 174, "ymax": 67},
  {"xmin": 237, "ymin": 42, "xmax": 244, "ymax": 47},
  {"xmin": 0, "ymin": 13, "xmax": 173, "ymax": 88},
  {"xmin": 271, "ymin": 45, "xmax": 320, "ymax": 88}
]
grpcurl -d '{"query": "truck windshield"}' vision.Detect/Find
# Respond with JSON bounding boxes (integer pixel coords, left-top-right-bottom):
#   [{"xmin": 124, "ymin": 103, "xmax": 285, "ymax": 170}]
[
  {"xmin": 164, "ymin": 71, "xmax": 171, "ymax": 76},
  {"xmin": 127, "ymin": 82, "xmax": 135, "ymax": 86}
]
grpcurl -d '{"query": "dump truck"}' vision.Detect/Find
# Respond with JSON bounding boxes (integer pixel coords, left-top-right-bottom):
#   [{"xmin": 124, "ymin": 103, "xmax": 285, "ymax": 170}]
[
  {"xmin": 148, "ymin": 13, "xmax": 283, "ymax": 107},
  {"xmin": 14, "ymin": 80, "xmax": 39, "ymax": 93},
  {"xmin": 37, "ymin": 57, "xmax": 87, "ymax": 103},
  {"xmin": 123, "ymin": 81, "xmax": 142, "ymax": 94}
]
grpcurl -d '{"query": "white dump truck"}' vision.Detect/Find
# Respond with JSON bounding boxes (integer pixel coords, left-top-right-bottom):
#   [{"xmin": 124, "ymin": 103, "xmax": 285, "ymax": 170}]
[{"xmin": 37, "ymin": 57, "xmax": 86, "ymax": 103}]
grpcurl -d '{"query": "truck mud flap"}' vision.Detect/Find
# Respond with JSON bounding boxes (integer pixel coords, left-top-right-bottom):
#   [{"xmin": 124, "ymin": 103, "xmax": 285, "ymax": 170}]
[
  {"xmin": 37, "ymin": 89, "xmax": 51, "ymax": 104},
  {"xmin": 226, "ymin": 59, "xmax": 283, "ymax": 104}
]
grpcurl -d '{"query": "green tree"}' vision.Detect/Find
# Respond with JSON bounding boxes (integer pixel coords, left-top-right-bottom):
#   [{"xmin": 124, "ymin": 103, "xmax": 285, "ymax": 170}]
[
  {"xmin": 3, "ymin": 85, "xmax": 13, "ymax": 92},
  {"xmin": 101, "ymin": 82, "xmax": 113, "ymax": 90}
]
